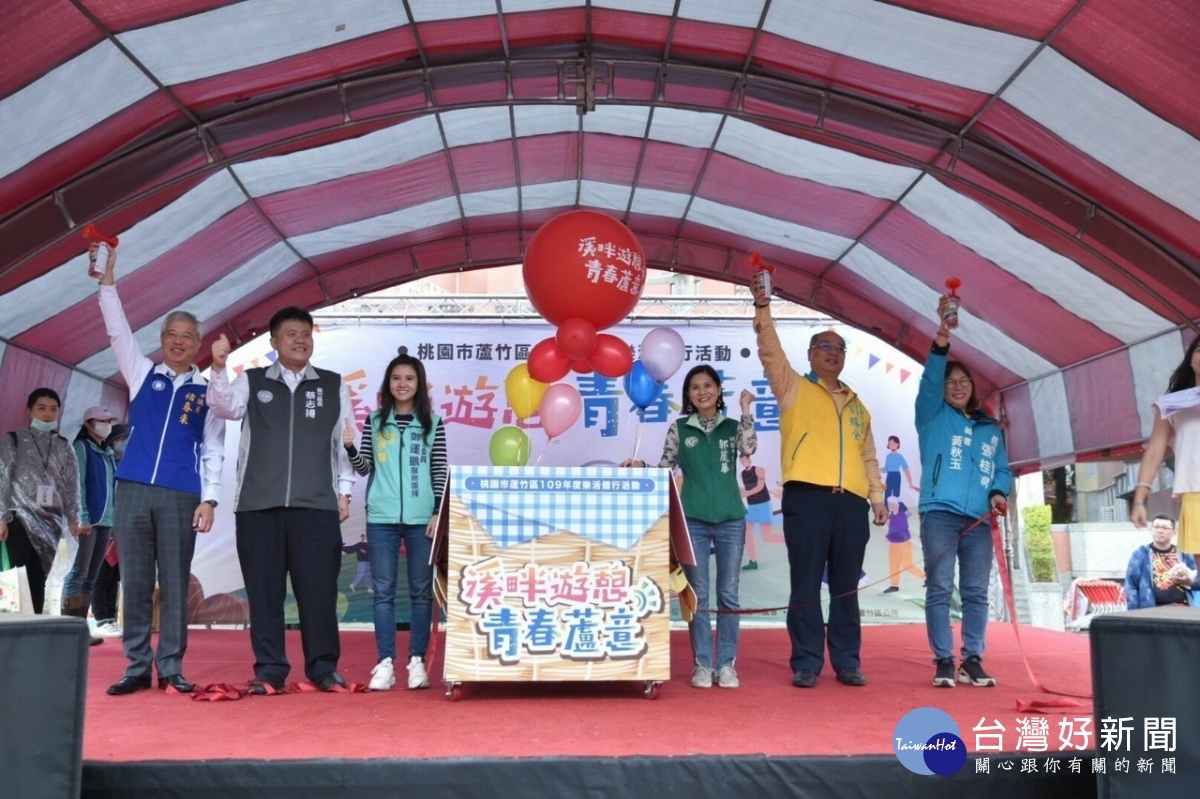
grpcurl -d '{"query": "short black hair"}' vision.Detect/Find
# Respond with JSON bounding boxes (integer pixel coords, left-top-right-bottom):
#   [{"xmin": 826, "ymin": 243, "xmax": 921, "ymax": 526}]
[
  {"xmin": 944, "ymin": 360, "xmax": 981, "ymax": 414},
  {"xmin": 269, "ymin": 306, "xmax": 314, "ymax": 338},
  {"xmin": 26, "ymin": 387, "xmax": 61, "ymax": 410}
]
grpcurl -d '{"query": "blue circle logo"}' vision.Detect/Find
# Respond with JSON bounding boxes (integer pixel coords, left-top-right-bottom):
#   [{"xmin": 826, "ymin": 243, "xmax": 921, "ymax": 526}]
[{"xmin": 893, "ymin": 707, "xmax": 967, "ymax": 776}]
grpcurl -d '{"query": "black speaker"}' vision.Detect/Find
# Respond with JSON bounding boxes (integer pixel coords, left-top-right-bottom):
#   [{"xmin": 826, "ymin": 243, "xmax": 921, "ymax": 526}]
[
  {"xmin": 0, "ymin": 614, "xmax": 88, "ymax": 799},
  {"xmin": 1090, "ymin": 606, "xmax": 1200, "ymax": 798}
]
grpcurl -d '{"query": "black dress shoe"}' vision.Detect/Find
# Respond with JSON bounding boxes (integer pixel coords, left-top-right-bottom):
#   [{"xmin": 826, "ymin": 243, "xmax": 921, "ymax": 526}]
[
  {"xmin": 158, "ymin": 674, "xmax": 195, "ymax": 693},
  {"xmin": 89, "ymin": 636, "xmax": 103, "ymax": 646},
  {"xmin": 247, "ymin": 678, "xmax": 284, "ymax": 695},
  {"xmin": 314, "ymin": 671, "xmax": 348, "ymax": 692},
  {"xmin": 791, "ymin": 670, "xmax": 817, "ymax": 688},
  {"xmin": 107, "ymin": 675, "xmax": 152, "ymax": 695},
  {"xmin": 835, "ymin": 668, "xmax": 867, "ymax": 687}
]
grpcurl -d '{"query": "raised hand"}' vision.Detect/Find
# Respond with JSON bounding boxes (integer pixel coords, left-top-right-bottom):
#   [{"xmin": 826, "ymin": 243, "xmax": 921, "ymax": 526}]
[
  {"xmin": 96, "ymin": 243, "xmax": 118, "ymax": 286},
  {"xmin": 750, "ymin": 271, "xmax": 771, "ymax": 307},
  {"xmin": 211, "ymin": 333, "xmax": 231, "ymax": 372}
]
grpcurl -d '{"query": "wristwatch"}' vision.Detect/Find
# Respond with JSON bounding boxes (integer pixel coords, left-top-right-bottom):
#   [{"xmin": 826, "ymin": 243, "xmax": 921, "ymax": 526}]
[{"xmin": 204, "ymin": 499, "xmax": 218, "ymax": 508}]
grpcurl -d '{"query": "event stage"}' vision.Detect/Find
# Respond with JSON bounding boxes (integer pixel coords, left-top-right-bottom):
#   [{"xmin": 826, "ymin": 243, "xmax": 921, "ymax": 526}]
[{"xmin": 75, "ymin": 623, "xmax": 1100, "ymax": 798}]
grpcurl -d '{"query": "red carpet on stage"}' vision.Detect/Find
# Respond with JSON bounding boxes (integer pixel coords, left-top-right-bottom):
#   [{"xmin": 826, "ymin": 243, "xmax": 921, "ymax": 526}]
[{"xmin": 82, "ymin": 623, "xmax": 1091, "ymax": 763}]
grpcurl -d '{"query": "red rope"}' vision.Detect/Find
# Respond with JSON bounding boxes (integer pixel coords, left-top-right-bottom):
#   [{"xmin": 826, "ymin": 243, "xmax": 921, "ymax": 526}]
[{"xmin": 988, "ymin": 513, "xmax": 1090, "ymax": 707}]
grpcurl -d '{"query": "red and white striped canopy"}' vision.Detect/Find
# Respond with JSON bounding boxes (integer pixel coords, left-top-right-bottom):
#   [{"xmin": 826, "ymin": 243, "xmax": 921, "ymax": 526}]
[{"xmin": 2, "ymin": 0, "xmax": 1198, "ymax": 470}]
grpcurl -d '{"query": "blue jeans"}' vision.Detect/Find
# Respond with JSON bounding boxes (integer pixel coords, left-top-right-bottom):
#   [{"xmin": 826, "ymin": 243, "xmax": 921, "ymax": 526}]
[
  {"xmin": 367, "ymin": 522, "xmax": 434, "ymax": 662},
  {"xmin": 681, "ymin": 517, "xmax": 745, "ymax": 670},
  {"xmin": 63, "ymin": 525, "xmax": 112, "ymax": 599},
  {"xmin": 920, "ymin": 510, "xmax": 992, "ymax": 661}
]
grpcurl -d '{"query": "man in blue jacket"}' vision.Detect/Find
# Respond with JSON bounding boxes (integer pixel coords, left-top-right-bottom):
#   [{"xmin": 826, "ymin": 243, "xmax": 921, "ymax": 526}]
[
  {"xmin": 1125, "ymin": 515, "xmax": 1198, "ymax": 609},
  {"xmin": 95, "ymin": 244, "xmax": 225, "ymax": 696}
]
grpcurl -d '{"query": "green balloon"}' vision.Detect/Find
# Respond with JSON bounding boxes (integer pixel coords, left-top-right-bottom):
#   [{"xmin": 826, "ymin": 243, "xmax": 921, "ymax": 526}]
[{"xmin": 489, "ymin": 426, "xmax": 530, "ymax": 466}]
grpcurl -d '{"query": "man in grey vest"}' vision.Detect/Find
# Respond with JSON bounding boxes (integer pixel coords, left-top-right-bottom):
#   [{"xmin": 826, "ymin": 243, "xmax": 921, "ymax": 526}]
[{"xmin": 208, "ymin": 307, "xmax": 356, "ymax": 693}]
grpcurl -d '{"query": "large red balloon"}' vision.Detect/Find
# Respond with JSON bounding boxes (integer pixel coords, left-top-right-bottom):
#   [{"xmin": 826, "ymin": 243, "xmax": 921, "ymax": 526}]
[
  {"xmin": 522, "ymin": 210, "xmax": 646, "ymax": 329},
  {"xmin": 587, "ymin": 333, "xmax": 634, "ymax": 378},
  {"xmin": 528, "ymin": 337, "xmax": 571, "ymax": 383}
]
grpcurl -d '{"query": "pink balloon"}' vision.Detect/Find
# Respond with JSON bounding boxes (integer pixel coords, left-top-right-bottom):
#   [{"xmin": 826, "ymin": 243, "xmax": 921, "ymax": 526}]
[
  {"xmin": 539, "ymin": 383, "xmax": 583, "ymax": 439},
  {"xmin": 640, "ymin": 326, "xmax": 685, "ymax": 382},
  {"xmin": 556, "ymin": 317, "xmax": 598, "ymax": 361},
  {"xmin": 528, "ymin": 337, "xmax": 572, "ymax": 383}
]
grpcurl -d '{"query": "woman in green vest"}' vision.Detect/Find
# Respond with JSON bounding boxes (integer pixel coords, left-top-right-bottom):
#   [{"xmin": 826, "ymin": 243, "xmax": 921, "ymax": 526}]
[
  {"xmin": 346, "ymin": 352, "xmax": 447, "ymax": 692},
  {"xmin": 624, "ymin": 365, "xmax": 757, "ymax": 689}
]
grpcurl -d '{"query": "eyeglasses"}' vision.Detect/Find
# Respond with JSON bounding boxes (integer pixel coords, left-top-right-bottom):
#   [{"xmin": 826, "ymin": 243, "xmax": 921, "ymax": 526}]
[
  {"xmin": 810, "ymin": 342, "xmax": 847, "ymax": 353},
  {"xmin": 944, "ymin": 378, "xmax": 973, "ymax": 389},
  {"xmin": 1151, "ymin": 524, "xmax": 1175, "ymax": 531}
]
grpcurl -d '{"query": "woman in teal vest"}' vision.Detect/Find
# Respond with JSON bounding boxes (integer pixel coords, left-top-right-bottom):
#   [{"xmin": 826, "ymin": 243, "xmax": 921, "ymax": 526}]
[
  {"xmin": 346, "ymin": 353, "xmax": 447, "ymax": 692},
  {"xmin": 624, "ymin": 365, "xmax": 757, "ymax": 689}
]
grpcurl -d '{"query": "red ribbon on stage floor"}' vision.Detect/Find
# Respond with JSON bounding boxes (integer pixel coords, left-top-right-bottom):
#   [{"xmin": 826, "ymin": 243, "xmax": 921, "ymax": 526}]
[{"xmin": 188, "ymin": 679, "xmax": 369, "ymax": 701}]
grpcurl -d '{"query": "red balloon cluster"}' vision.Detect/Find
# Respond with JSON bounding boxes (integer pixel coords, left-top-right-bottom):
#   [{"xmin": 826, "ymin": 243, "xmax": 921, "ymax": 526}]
[{"xmin": 523, "ymin": 210, "xmax": 645, "ymax": 382}]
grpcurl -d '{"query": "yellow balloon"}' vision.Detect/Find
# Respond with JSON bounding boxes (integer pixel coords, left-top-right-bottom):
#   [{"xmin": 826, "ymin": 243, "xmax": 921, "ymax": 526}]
[{"xmin": 505, "ymin": 362, "xmax": 548, "ymax": 420}]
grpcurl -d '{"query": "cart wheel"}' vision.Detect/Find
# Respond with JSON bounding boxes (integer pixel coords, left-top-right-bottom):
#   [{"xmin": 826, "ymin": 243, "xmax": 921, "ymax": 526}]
[
  {"xmin": 643, "ymin": 681, "xmax": 661, "ymax": 700},
  {"xmin": 446, "ymin": 684, "xmax": 462, "ymax": 702}
]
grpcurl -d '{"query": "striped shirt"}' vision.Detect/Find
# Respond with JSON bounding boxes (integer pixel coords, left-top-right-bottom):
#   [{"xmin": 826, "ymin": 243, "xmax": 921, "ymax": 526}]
[{"xmin": 348, "ymin": 413, "xmax": 448, "ymax": 501}]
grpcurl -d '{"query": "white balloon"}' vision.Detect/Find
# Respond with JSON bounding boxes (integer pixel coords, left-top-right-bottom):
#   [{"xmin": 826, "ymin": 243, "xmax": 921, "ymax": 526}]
[{"xmin": 640, "ymin": 327, "xmax": 685, "ymax": 382}]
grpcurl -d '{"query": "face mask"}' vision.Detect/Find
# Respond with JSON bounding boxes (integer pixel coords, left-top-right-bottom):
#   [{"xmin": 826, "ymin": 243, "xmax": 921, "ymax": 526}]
[
  {"xmin": 94, "ymin": 422, "xmax": 113, "ymax": 439},
  {"xmin": 30, "ymin": 418, "xmax": 57, "ymax": 432},
  {"xmin": 112, "ymin": 439, "xmax": 127, "ymax": 458}
]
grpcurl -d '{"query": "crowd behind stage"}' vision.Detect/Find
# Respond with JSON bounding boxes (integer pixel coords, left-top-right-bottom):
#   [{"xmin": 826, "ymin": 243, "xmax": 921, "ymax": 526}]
[{"xmin": 2, "ymin": 242, "xmax": 1197, "ymax": 696}]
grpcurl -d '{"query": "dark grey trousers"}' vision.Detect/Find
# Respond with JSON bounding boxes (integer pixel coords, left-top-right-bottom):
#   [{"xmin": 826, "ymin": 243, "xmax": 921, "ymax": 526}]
[{"xmin": 114, "ymin": 480, "xmax": 198, "ymax": 679}]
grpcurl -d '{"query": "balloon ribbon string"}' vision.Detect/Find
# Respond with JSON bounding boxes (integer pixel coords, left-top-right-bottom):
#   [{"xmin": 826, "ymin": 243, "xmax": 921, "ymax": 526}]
[
  {"xmin": 533, "ymin": 437, "xmax": 558, "ymax": 467},
  {"xmin": 631, "ymin": 410, "xmax": 645, "ymax": 463}
]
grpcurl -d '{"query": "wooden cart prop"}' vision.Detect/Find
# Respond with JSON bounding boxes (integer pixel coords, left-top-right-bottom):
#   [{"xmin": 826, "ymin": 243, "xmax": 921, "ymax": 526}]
[{"xmin": 433, "ymin": 465, "xmax": 693, "ymax": 700}]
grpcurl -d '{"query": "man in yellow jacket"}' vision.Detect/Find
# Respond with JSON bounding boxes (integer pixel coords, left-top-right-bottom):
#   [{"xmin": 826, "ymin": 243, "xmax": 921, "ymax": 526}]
[{"xmin": 752, "ymin": 278, "xmax": 886, "ymax": 689}]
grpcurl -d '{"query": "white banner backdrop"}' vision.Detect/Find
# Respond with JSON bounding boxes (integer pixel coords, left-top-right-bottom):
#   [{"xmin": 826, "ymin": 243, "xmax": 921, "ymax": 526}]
[{"xmin": 193, "ymin": 320, "xmax": 933, "ymax": 624}]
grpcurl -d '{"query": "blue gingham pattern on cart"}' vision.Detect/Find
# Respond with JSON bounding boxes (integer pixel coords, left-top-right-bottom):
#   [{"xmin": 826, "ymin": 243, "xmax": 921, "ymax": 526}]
[{"xmin": 454, "ymin": 465, "xmax": 669, "ymax": 550}]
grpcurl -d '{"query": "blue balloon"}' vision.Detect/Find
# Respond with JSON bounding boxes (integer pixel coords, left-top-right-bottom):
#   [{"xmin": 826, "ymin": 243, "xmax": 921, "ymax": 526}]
[{"xmin": 623, "ymin": 360, "xmax": 665, "ymax": 411}]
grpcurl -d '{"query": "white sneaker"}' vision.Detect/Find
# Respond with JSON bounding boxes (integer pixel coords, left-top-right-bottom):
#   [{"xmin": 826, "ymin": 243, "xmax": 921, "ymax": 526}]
[
  {"xmin": 406, "ymin": 656, "xmax": 430, "ymax": 689},
  {"xmin": 691, "ymin": 663, "xmax": 713, "ymax": 688},
  {"xmin": 95, "ymin": 621, "xmax": 123, "ymax": 638},
  {"xmin": 369, "ymin": 657, "xmax": 395, "ymax": 691},
  {"xmin": 717, "ymin": 665, "xmax": 740, "ymax": 689}
]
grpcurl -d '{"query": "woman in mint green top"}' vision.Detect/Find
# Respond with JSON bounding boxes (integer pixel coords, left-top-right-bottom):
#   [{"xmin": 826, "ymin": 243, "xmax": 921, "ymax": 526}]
[{"xmin": 346, "ymin": 353, "xmax": 447, "ymax": 692}]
